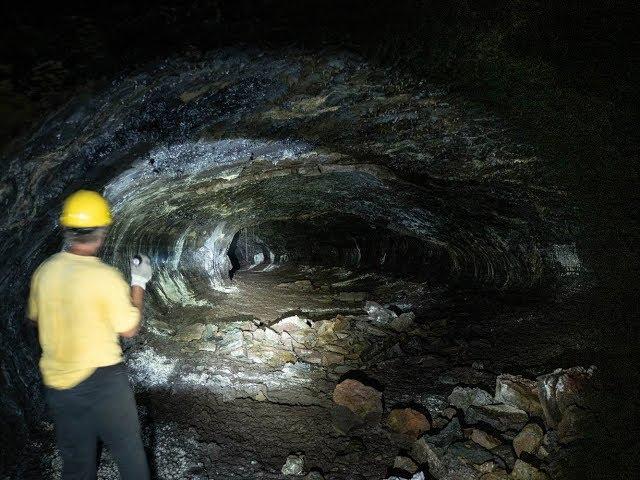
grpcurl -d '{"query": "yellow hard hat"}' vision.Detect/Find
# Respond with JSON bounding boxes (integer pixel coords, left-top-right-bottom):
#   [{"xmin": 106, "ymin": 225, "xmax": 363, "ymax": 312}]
[{"xmin": 60, "ymin": 190, "xmax": 113, "ymax": 228}]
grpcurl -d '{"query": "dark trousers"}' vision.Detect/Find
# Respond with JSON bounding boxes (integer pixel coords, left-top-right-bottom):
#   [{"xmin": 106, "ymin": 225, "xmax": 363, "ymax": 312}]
[{"xmin": 46, "ymin": 363, "xmax": 150, "ymax": 480}]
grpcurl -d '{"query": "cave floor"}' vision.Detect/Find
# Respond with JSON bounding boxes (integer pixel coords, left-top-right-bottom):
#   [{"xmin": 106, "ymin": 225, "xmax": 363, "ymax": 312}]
[{"xmin": 23, "ymin": 265, "xmax": 600, "ymax": 480}]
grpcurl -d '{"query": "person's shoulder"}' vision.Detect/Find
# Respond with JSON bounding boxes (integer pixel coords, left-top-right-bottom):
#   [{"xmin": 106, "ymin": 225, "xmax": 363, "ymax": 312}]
[{"xmin": 33, "ymin": 252, "xmax": 65, "ymax": 275}]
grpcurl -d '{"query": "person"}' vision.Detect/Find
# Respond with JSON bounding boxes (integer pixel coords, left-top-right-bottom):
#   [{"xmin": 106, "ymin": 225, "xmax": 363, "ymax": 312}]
[{"xmin": 27, "ymin": 190, "xmax": 153, "ymax": 479}]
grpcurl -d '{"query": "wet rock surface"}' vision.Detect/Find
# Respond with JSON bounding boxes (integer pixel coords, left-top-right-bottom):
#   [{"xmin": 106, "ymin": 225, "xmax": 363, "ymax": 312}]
[{"xmin": 0, "ymin": 47, "xmax": 611, "ymax": 479}]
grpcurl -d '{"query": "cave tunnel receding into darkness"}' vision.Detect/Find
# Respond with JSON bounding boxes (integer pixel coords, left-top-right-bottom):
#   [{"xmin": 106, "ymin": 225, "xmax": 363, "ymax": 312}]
[{"xmin": 1, "ymin": 2, "xmax": 639, "ymax": 478}]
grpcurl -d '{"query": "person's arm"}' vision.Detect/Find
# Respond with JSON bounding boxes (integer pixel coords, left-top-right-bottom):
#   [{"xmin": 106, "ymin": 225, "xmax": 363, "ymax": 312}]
[
  {"xmin": 106, "ymin": 255, "xmax": 152, "ymax": 338},
  {"xmin": 119, "ymin": 255, "xmax": 153, "ymax": 338},
  {"xmin": 120, "ymin": 285, "xmax": 145, "ymax": 338}
]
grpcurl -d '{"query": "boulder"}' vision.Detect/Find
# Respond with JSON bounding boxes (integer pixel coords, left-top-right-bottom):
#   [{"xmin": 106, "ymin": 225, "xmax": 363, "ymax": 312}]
[
  {"xmin": 364, "ymin": 301, "xmax": 397, "ymax": 324},
  {"xmin": 465, "ymin": 404, "xmax": 528, "ymax": 432},
  {"xmin": 513, "ymin": 424, "xmax": 544, "ymax": 457},
  {"xmin": 390, "ymin": 312, "xmax": 416, "ymax": 332},
  {"xmin": 448, "ymin": 387, "xmax": 494, "ymax": 411},
  {"xmin": 387, "ymin": 408, "xmax": 431, "ymax": 439},
  {"xmin": 495, "ymin": 374, "xmax": 543, "ymax": 417},
  {"xmin": 536, "ymin": 366, "xmax": 596, "ymax": 442},
  {"xmin": 511, "ymin": 459, "xmax": 549, "ymax": 480},
  {"xmin": 469, "ymin": 429, "xmax": 502, "ymax": 450},
  {"xmin": 332, "ymin": 379, "xmax": 383, "ymax": 419},
  {"xmin": 281, "ymin": 454, "xmax": 305, "ymax": 476}
]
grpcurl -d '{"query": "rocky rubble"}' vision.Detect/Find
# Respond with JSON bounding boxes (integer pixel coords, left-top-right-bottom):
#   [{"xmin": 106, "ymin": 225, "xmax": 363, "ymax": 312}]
[
  {"xmin": 327, "ymin": 365, "xmax": 597, "ymax": 479},
  {"xmin": 150, "ymin": 288, "xmax": 598, "ymax": 479}
]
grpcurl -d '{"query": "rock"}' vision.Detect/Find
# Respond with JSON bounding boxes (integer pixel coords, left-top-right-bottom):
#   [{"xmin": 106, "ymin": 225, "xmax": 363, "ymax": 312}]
[
  {"xmin": 218, "ymin": 329, "xmax": 244, "ymax": 355},
  {"xmin": 253, "ymin": 391, "xmax": 267, "ymax": 401},
  {"xmin": 332, "ymin": 379, "xmax": 383, "ymax": 419},
  {"xmin": 465, "ymin": 404, "xmax": 528, "ymax": 432},
  {"xmin": 442, "ymin": 407, "xmax": 457, "ymax": 419},
  {"xmin": 202, "ymin": 323, "xmax": 219, "ymax": 340},
  {"xmin": 536, "ymin": 366, "xmax": 595, "ymax": 428},
  {"xmin": 321, "ymin": 352, "xmax": 344, "ymax": 366},
  {"xmin": 385, "ymin": 473, "xmax": 425, "ymax": 480},
  {"xmin": 428, "ymin": 417, "xmax": 464, "ymax": 448},
  {"xmin": 535, "ymin": 431, "xmax": 558, "ymax": 461},
  {"xmin": 387, "ymin": 408, "xmax": 431, "ymax": 439},
  {"xmin": 469, "ymin": 429, "xmax": 502, "ymax": 450},
  {"xmin": 495, "ymin": 374, "xmax": 543, "ymax": 417},
  {"xmin": 410, "ymin": 439, "xmax": 446, "ymax": 477},
  {"xmin": 480, "ymin": 471, "xmax": 511, "ymax": 480},
  {"xmin": 411, "ymin": 438, "xmax": 483, "ymax": 480},
  {"xmin": 390, "ymin": 312, "xmax": 416, "ymax": 332},
  {"xmin": 364, "ymin": 300, "xmax": 397, "ymax": 324},
  {"xmin": 330, "ymin": 405, "xmax": 364, "ymax": 434},
  {"xmin": 304, "ymin": 471, "xmax": 325, "ymax": 480},
  {"xmin": 556, "ymin": 404, "xmax": 586, "ymax": 444},
  {"xmin": 394, "ymin": 455, "xmax": 419, "ymax": 473},
  {"xmin": 513, "ymin": 424, "xmax": 544, "ymax": 457},
  {"xmin": 510, "ymin": 459, "xmax": 549, "ymax": 480},
  {"xmin": 536, "ymin": 366, "xmax": 596, "ymax": 442},
  {"xmin": 175, "ymin": 323, "xmax": 206, "ymax": 342},
  {"xmin": 271, "ymin": 315, "xmax": 312, "ymax": 334},
  {"xmin": 295, "ymin": 348, "xmax": 322, "ymax": 364},
  {"xmin": 448, "ymin": 387, "xmax": 494, "ymax": 411},
  {"xmin": 491, "ymin": 445, "xmax": 516, "ymax": 471},
  {"xmin": 281, "ymin": 454, "xmax": 305, "ymax": 476},
  {"xmin": 197, "ymin": 341, "xmax": 217, "ymax": 352},
  {"xmin": 448, "ymin": 441, "xmax": 501, "ymax": 469},
  {"xmin": 262, "ymin": 327, "xmax": 283, "ymax": 346},
  {"xmin": 411, "ymin": 418, "xmax": 463, "ymax": 468}
]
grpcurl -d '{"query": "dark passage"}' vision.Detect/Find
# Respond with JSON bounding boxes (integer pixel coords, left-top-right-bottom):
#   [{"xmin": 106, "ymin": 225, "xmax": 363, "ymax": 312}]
[{"xmin": 1, "ymin": 2, "xmax": 638, "ymax": 479}]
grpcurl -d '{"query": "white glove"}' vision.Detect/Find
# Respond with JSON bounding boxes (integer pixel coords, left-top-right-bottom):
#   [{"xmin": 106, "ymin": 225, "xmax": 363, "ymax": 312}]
[{"xmin": 131, "ymin": 254, "xmax": 153, "ymax": 289}]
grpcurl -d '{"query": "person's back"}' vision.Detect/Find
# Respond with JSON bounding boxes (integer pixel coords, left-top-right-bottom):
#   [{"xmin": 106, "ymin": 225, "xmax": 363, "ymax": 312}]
[
  {"xmin": 31, "ymin": 251, "xmax": 139, "ymax": 390},
  {"xmin": 27, "ymin": 190, "xmax": 153, "ymax": 480}
]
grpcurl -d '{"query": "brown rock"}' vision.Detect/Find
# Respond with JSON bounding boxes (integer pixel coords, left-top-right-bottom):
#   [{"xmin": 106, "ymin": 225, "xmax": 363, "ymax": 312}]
[
  {"xmin": 495, "ymin": 374, "xmax": 543, "ymax": 417},
  {"xmin": 333, "ymin": 379, "xmax": 383, "ymax": 419},
  {"xmin": 511, "ymin": 459, "xmax": 549, "ymax": 480},
  {"xmin": 387, "ymin": 408, "xmax": 431, "ymax": 439},
  {"xmin": 470, "ymin": 429, "xmax": 502, "ymax": 450},
  {"xmin": 513, "ymin": 424, "xmax": 544, "ymax": 457}
]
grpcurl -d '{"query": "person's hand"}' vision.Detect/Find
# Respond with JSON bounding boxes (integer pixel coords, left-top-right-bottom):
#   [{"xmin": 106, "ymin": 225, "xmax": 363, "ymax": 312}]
[{"xmin": 131, "ymin": 254, "xmax": 153, "ymax": 289}]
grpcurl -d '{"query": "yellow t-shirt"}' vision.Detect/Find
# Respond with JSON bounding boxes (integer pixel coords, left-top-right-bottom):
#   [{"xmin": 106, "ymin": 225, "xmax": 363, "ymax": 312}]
[{"xmin": 27, "ymin": 252, "xmax": 140, "ymax": 389}]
